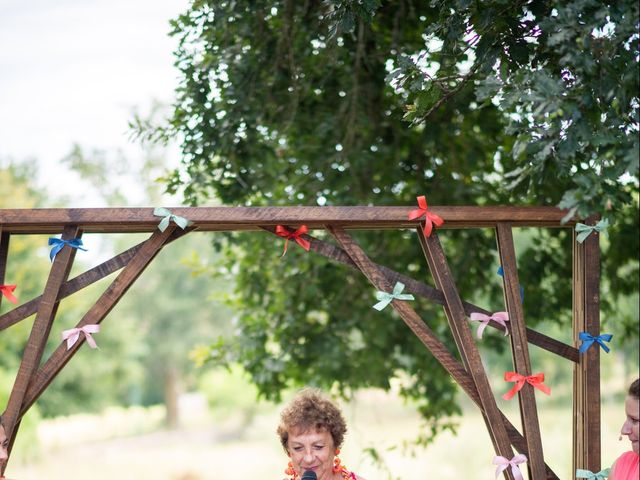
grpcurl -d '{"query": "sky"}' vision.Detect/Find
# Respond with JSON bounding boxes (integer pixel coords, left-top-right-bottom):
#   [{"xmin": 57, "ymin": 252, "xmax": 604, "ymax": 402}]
[{"xmin": 0, "ymin": 0, "xmax": 188, "ymax": 205}]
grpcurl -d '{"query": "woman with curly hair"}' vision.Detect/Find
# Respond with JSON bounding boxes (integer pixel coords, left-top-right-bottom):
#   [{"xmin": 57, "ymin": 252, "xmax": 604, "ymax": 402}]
[{"xmin": 277, "ymin": 389, "xmax": 365, "ymax": 480}]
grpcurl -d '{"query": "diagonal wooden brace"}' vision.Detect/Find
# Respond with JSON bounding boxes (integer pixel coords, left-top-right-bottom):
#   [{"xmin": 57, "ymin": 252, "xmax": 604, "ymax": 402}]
[
  {"xmin": 0, "ymin": 228, "xmax": 191, "ymax": 332},
  {"xmin": 418, "ymin": 230, "xmax": 518, "ymax": 480},
  {"xmin": 496, "ymin": 223, "xmax": 547, "ymax": 479},
  {"xmin": 328, "ymin": 226, "xmax": 559, "ymax": 479},
  {"xmin": 261, "ymin": 225, "xmax": 578, "ymax": 362},
  {"xmin": 18, "ymin": 226, "xmax": 179, "ymax": 419},
  {"xmin": 2, "ymin": 225, "xmax": 80, "ymax": 443}
]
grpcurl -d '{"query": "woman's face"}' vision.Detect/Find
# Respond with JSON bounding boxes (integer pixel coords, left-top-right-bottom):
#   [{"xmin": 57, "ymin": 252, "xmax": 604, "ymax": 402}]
[
  {"xmin": 287, "ymin": 427, "xmax": 336, "ymax": 480},
  {"xmin": 621, "ymin": 395, "xmax": 640, "ymax": 454},
  {"xmin": 0, "ymin": 424, "xmax": 8, "ymax": 463}
]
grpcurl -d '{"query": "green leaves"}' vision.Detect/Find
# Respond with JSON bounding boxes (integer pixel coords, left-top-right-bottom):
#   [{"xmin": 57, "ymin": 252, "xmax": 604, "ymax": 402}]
[{"xmin": 137, "ymin": 0, "xmax": 639, "ymax": 441}]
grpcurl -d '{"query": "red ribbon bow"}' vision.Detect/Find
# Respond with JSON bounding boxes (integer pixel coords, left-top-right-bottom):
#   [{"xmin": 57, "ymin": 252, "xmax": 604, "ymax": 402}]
[
  {"xmin": 408, "ymin": 195, "xmax": 444, "ymax": 237},
  {"xmin": 0, "ymin": 284, "xmax": 18, "ymax": 304},
  {"xmin": 502, "ymin": 372, "xmax": 551, "ymax": 400},
  {"xmin": 275, "ymin": 225, "xmax": 311, "ymax": 256}
]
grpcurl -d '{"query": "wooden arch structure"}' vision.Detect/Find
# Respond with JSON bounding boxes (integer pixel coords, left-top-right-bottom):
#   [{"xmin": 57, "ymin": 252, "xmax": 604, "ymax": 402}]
[{"xmin": 0, "ymin": 206, "xmax": 601, "ymax": 479}]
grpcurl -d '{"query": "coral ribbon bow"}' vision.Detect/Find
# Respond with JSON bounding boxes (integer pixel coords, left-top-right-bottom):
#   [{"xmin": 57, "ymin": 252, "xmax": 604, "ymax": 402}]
[
  {"xmin": 578, "ymin": 332, "xmax": 613, "ymax": 354},
  {"xmin": 62, "ymin": 324, "xmax": 100, "ymax": 350},
  {"xmin": 48, "ymin": 237, "xmax": 87, "ymax": 261},
  {"xmin": 502, "ymin": 372, "xmax": 551, "ymax": 400},
  {"xmin": 275, "ymin": 225, "xmax": 311, "ymax": 256},
  {"xmin": 469, "ymin": 311, "xmax": 509, "ymax": 339},
  {"xmin": 153, "ymin": 207, "xmax": 190, "ymax": 232},
  {"xmin": 493, "ymin": 454, "xmax": 527, "ymax": 480},
  {"xmin": 408, "ymin": 195, "xmax": 444, "ymax": 237},
  {"xmin": 0, "ymin": 284, "xmax": 18, "ymax": 304},
  {"xmin": 576, "ymin": 468, "xmax": 611, "ymax": 479}
]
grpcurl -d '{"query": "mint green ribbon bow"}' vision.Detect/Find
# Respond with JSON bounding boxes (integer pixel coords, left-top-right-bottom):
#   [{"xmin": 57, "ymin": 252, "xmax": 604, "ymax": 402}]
[
  {"xmin": 153, "ymin": 207, "xmax": 190, "ymax": 232},
  {"xmin": 575, "ymin": 218, "xmax": 609, "ymax": 244},
  {"xmin": 373, "ymin": 282, "xmax": 414, "ymax": 311},
  {"xmin": 576, "ymin": 468, "xmax": 610, "ymax": 479}
]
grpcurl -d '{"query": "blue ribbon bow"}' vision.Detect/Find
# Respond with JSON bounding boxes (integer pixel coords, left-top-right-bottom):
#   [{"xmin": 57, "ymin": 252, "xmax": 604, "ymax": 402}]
[
  {"xmin": 578, "ymin": 332, "xmax": 613, "ymax": 354},
  {"xmin": 575, "ymin": 219, "xmax": 609, "ymax": 244},
  {"xmin": 153, "ymin": 207, "xmax": 191, "ymax": 232},
  {"xmin": 576, "ymin": 467, "xmax": 610, "ymax": 479},
  {"xmin": 373, "ymin": 282, "xmax": 415, "ymax": 311},
  {"xmin": 48, "ymin": 237, "xmax": 87, "ymax": 261},
  {"xmin": 497, "ymin": 266, "xmax": 525, "ymax": 302}
]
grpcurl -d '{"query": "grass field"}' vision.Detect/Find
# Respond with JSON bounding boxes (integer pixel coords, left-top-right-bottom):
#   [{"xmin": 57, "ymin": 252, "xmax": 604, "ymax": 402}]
[{"xmin": 6, "ymin": 389, "xmax": 631, "ymax": 480}]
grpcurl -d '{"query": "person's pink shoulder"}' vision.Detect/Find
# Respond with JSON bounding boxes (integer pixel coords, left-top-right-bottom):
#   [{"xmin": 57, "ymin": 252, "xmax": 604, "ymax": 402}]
[{"xmin": 611, "ymin": 451, "xmax": 639, "ymax": 480}]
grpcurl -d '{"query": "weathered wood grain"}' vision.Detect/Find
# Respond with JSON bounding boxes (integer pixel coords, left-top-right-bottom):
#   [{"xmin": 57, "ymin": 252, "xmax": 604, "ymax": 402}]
[
  {"xmin": 419, "ymin": 230, "xmax": 518, "ymax": 479},
  {"xmin": 572, "ymin": 219, "xmax": 602, "ymax": 474},
  {"xmin": 0, "ymin": 206, "xmax": 574, "ymax": 233},
  {"xmin": 496, "ymin": 224, "xmax": 546, "ymax": 480},
  {"xmin": 329, "ymin": 226, "xmax": 558, "ymax": 479},
  {"xmin": 19, "ymin": 226, "xmax": 178, "ymax": 417}
]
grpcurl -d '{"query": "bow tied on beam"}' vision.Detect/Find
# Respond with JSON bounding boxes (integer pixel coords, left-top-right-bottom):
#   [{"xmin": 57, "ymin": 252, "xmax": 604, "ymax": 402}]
[
  {"xmin": 274, "ymin": 225, "xmax": 311, "ymax": 256},
  {"xmin": 48, "ymin": 237, "xmax": 87, "ymax": 261},
  {"xmin": 153, "ymin": 207, "xmax": 191, "ymax": 232},
  {"xmin": 502, "ymin": 372, "xmax": 551, "ymax": 400},
  {"xmin": 62, "ymin": 324, "xmax": 101, "ymax": 350},
  {"xmin": 578, "ymin": 332, "xmax": 613, "ymax": 354},
  {"xmin": 575, "ymin": 218, "xmax": 609, "ymax": 244},
  {"xmin": 493, "ymin": 454, "xmax": 527, "ymax": 480},
  {"xmin": 408, "ymin": 195, "xmax": 444, "ymax": 237},
  {"xmin": 373, "ymin": 282, "xmax": 415, "ymax": 311},
  {"xmin": 576, "ymin": 468, "xmax": 611, "ymax": 479},
  {"xmin": 0, "ymin": 284, "xmax": 18, "ymax": 304},
  {"xmin": 469, "ymin": 311, "xmax": 509, "ymax": 339}
]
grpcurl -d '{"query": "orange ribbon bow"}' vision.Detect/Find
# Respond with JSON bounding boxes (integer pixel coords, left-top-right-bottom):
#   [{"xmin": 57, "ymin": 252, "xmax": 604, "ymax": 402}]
[
  {"xmin": 275, "ymin": 225, "xmax": 311, "ymax": 256},
  {"xmin": 502, "ymin": 372, "xmax": 551, "ymax": 400},
  {"xmin": 408, "ymin": 195, "xmax": 444, "ymax": 237},
  {"xmin": 0, "ymin": 284, "xmax": 18, "ymax": 304}
]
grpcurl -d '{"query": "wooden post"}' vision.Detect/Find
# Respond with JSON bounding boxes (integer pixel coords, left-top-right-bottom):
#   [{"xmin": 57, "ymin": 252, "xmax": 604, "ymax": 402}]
[
  {"xmin": 0, "ymin": 230, "xmax": 9, "ymax": 310},
  {"xmin": 572, "ymin": 221, "xmax": 601, "ymax": 473}
]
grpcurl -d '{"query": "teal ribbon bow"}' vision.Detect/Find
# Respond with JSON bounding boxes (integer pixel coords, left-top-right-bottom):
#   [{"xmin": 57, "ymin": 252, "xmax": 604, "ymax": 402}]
[
  {"xmin": 575, "ymin": 219, "xmax": 609, "ymax": 244},
  {"xmin": 153, "ymin": 207, "xmax": 190, "ymax": 232},
  {"xmin": 48, "ymin": 237, "xmax": 87, "ymax": 261},
  {"xmin": 373, "ymin": 282, "xmax": 414, "ymax": 311},
  {"xmin": 576, "ymin": 467, "xmax": 610, "ymax": 479}
]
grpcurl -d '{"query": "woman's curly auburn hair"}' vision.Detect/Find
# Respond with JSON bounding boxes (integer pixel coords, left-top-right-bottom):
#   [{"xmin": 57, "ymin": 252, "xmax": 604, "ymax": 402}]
[{"xmin": 277, "ymin": 388, "xmax": 347, "ymax": 452}]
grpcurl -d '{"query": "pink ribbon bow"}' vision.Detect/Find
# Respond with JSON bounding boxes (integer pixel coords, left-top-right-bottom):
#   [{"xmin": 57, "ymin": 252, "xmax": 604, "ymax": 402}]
[
  {"xmin": 275, "ymin": 225, "xmax": 311, "ymax": 256},
  {"xmin": 62, "ymin": 324, "xmax": 100, "ymax": 350},
  {"xmin": 502, "ymin": 372, "xmax": 551, "ymax": 400},
  {"xmin": 469, "ymin": 311, "xmax": 509, "ymax": 339},
  {"xmin": 493, "ymin": 454, "xmax": 527, "ymax": 480},
  {"xmin": 0, "ymin": 284, "xmax": 18, "ymax": 304},
  {"xmin": 408, "ymin": 195, "xmax": 444, "ymax": 237}
]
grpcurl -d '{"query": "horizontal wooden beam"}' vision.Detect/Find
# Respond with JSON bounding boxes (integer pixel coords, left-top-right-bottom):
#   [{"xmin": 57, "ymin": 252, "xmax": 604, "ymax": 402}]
[{"xmin": 0, "ymin": 206, "xmax": 574, "ymax": 234}]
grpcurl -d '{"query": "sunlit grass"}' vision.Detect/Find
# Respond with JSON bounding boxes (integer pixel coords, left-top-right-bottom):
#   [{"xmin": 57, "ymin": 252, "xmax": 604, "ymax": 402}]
[{"xmin": 8, "ymin": 388, "xmax": 631, "ymax": 480}]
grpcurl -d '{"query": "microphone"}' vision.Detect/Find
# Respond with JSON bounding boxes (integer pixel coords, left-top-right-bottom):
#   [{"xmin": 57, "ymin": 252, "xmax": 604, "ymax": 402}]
[{"xmin": 301, "ymin": 471, "xmax": 317, "ymax": 480}]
